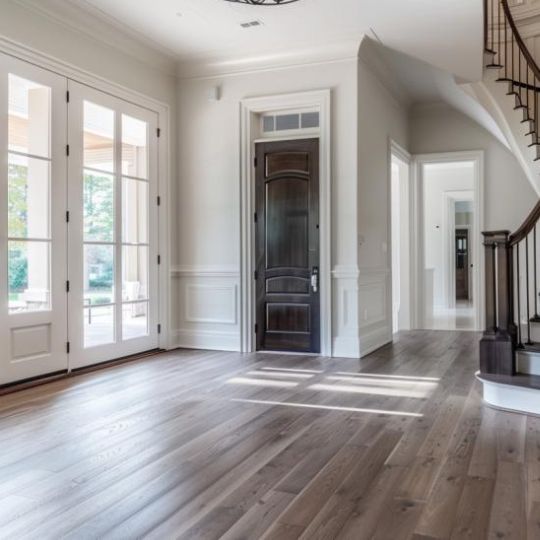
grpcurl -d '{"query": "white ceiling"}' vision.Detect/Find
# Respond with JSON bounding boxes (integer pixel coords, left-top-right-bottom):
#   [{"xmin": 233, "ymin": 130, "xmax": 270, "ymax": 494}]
[{"xmin": 61, "ymin": 0, "xmax": 483, "ymax": 80}]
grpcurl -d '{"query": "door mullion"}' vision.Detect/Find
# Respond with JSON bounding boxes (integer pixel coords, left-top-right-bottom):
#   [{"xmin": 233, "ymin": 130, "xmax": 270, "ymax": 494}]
[{"xmin": 115, "ymin": 107, "xmax": 123, "ymax": 344}]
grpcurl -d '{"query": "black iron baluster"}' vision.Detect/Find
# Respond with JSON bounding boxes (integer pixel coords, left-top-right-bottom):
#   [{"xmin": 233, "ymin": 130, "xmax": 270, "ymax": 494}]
[
  {"xmin": 529, "ymin": 75, "xmax": 538, "ymax": 143},
  {"xmin": 517, "ymin": 242, "xmax": 524, "ymax": 348},
  {"xmin": 519, "ymin": 49, "xmax": 523, "ymax": 104},
  {"xmin": 505, "ymin": 10, "xmax": 508, "ymax": 79},
  {"xmin": 512, "ymin": 32, "xmax": 516, "ymax": 95},
  {"xmin": 498, "ymin": 0, "xmax": 502, "ymax": 65},
  {"xmin": 534, "ymin": 224, "xmax": 539, "ymax": 320},
  {"xmin": 526, "ymin": 234, "xmax": 533, "ymax": 344},
  {"xmin": 492, "ymin": 0, "xmax": 495, "ymax": 52}
]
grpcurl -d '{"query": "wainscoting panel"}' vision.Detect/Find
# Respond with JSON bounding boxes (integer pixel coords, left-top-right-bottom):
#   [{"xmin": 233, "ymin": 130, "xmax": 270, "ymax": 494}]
[
  {"xmin": 358, "ymin": 267, "xmax": 392, "ymax": 357},
  {"xmin": 172, "ymin": 266, "xmax": 241, "ymax": 351},
  {"xmin": 332, "ymin": 266, "xmax": 360, "ymax": 358}
]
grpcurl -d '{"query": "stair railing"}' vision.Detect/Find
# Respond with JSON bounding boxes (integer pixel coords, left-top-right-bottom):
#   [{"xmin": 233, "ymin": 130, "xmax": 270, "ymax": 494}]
[
  {"xmin": 480, "ymin": 0, "xmax": 540, "ymax": 376},
  {"xmin": 485, "ymin": 0, "xmax": 540, "ymax": 151}
]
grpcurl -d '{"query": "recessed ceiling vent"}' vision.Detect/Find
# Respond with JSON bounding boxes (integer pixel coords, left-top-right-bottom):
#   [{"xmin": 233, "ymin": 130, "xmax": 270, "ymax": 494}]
[{"xmin": 240, "ymin": 20, "xmax": 263, "ymax": 28}]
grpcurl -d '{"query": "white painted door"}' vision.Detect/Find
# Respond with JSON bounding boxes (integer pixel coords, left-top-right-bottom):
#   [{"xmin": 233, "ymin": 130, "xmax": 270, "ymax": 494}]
[
  {"xmin": 67, "ymin": 81, "xmax": 159, "ymax": 368},
  {"xmin": 0, "ymin": 54, "xmax": 68, "ymax": 384}
]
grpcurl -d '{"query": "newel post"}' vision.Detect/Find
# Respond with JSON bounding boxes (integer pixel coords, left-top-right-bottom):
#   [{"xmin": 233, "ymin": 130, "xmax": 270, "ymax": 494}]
[{"xmin": 479, "ymin": 231, "xmax": 516, "ymax": 375}]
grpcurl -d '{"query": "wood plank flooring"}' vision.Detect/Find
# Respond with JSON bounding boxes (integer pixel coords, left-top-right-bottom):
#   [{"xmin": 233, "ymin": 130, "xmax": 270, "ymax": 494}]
[{"xmin": 0, "ymin": 330, "xmax": 537, "ymax": 539}]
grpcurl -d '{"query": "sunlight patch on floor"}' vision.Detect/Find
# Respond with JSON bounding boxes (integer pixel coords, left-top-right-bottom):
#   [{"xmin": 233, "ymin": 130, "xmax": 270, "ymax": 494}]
[{"xmin": 231, "ymin": 398, "xmax": 423, "ymax": 418}]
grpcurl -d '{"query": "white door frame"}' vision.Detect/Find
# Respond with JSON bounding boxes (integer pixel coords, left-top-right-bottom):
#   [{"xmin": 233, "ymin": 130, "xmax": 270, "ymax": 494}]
[
  {"xmin": 240, "ymin": 90, "xmax": 332, "ymax": 355},
  {"xmin": 443, "ymin": 191, "xmax": 474, "ymax": 309},
  {"xmin": 0, "ymin": 36, "xmax": 172, "ymax": 354},
  {"xmin": 389, "ymin": 139, "xmax": 412, "ymax": 334},
  {"xmin": 412, "ymin": 151, "xmax": 485, "ymax": 331}
]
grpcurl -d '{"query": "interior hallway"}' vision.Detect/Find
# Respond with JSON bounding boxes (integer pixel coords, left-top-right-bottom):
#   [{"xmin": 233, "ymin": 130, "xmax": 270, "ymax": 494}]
[{"xmin": 0, "ymin": 331, "xmax": 535, "ymax": 539}]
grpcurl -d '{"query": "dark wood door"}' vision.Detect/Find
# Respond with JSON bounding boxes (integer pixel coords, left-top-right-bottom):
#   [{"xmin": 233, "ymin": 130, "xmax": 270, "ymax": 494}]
[
  {"xmin": 455, "ymin": 228, "xmax": 469, "ymax": 300},
  {"xmin": 255, "ymin": 139, "xmax": 320, "ymax": 353}
]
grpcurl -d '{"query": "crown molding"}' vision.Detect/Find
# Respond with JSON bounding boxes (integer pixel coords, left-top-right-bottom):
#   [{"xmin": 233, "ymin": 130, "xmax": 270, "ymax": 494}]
[
  {"xmin": 176, "ymin": 38, "xmax": 362, "ymax": 79},
  {"xmin": 12, "ymin": 0, "xmax": 178, "ymax": 77}
]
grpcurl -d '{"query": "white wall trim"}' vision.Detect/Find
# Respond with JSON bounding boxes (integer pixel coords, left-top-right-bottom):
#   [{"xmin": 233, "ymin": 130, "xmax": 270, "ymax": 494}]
[
  {"xmin": 332, "ymin": 265, "xmax": 360, "ymax": 279},
  {"xmin": 359, "ymin": 326, "xmax": 392, "ymax": 357},
  {"xmin": 389, "ymin": 139, "xmax": 412, "ymax": 335},
  {"xmin": 171, "ymin": 266, "xmax": 240, "ymax": 279},
  {"xmin": 240, "ymin": 89, "xmax": 332, "ymax": 355},
  {"xmin": 173, "ymin": 329, "xmax": 240, "ymax": 352},
  {"xmin": 390, "ymin": 140, "xmax": 411, "ymax": 164},
  {"xmin": 0, "ymin": 34, "xmax": 173, "ymax": 350},
  {"xmin": 412, "ymin": 151, "xmax": 485, "ymax": 331}
]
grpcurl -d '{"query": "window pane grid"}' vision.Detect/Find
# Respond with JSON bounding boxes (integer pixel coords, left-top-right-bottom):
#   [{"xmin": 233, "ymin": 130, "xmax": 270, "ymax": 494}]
[
  {"xmin": 122, "ymin": 173, "xmax": 150, "ymax": 183},
  {"xmin": 7, "ymin": 75, "xmax": 52, "ymax": 314},
  {"xmin": 8, "ymin": 150, "xmax": 51, "ymax": 163}
]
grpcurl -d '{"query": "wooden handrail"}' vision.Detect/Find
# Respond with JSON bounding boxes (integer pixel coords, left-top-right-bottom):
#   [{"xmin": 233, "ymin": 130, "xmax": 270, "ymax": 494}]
[{"xmin": 510, "ymin": 199, "xmax": 540, "ymax": 245}]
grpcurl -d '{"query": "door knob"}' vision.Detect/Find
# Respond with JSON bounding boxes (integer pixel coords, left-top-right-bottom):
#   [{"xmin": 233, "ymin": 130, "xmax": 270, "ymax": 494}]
[{"xmin": 311, "ymin": 267, "xmax": 319, "ymax": 293}]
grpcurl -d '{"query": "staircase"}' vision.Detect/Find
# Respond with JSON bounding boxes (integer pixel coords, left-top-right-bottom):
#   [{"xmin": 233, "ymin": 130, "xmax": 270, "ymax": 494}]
[{"xmin": 478, "ymin": 0, "xmax": 540, "ymax": 414}]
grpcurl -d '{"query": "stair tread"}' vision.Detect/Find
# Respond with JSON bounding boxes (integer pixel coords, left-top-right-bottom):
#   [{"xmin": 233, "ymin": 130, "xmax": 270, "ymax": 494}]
[
  {"xmin": 521, "ymin": 342, "xmax": 540, "ymax": 352},
  {"xmin": 478, "ymin": 371, "xmax": 540, "ymax": 390}
]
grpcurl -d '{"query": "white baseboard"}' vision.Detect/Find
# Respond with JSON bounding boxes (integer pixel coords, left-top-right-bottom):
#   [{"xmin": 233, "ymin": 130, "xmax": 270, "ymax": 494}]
[
  {"xmin": 360, "ymin": 326, "xmax": 392, "ymax": 357},
  {"xmin": 173, "ymin": 329, "xmax": 240, "ymax": 352},
  {"xmin": 332, "ymin": 335, "xmax": 360, "ymax": 358}
]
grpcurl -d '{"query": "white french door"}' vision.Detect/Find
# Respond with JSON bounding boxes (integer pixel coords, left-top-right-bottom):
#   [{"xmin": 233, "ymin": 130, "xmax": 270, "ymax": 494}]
[
  {"xmin": 67, "ymin": 81, "xmax": 159, "ymax": 369},
  {"xmin": 0, "ymin": 53, "xmax": 161, "ymax": 384},
  {"xmin": 0, "ymin": 53, "xmax": 68, "ymax": 384}
]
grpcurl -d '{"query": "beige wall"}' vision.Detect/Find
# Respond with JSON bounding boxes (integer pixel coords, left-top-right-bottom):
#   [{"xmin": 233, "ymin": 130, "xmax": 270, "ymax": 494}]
[{"xmin": 357, "ymin": 59, "xmax": 409, "ymax": 354}]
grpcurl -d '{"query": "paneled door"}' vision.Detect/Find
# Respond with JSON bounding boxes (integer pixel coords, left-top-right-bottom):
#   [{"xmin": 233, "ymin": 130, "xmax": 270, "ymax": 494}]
[
  {"xmin": 67, "ymin": 81, "xmax": 159, "ymax": 368},
  {"xmin": 255, "ymin": 138, "xmax": 320, "ymax": 353},
  {"xmin": 0, "ymin": 53, "xmax": 68, "ymax": 384}
]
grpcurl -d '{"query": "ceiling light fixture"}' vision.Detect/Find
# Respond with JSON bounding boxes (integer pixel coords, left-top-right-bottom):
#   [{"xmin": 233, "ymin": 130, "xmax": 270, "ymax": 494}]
[{"xmin": 224, "ymin": 0, "xmax": 300, "ymax": 5}]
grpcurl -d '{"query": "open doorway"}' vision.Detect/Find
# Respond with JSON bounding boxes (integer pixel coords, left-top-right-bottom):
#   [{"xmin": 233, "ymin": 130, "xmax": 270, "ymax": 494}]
[
  {"xmin": 418, "ymin": 157, "xmax": 481, "ymax": 331},
  {"xmin": 390, "ymin": 143, "xmax": 411, "ymax": 335}
]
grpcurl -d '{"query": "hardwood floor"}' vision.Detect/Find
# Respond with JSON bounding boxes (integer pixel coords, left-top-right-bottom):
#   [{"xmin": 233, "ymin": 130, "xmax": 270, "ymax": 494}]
[{"xmin": 0, "ymin": 330, "xmax": 537, "ymax": 539}]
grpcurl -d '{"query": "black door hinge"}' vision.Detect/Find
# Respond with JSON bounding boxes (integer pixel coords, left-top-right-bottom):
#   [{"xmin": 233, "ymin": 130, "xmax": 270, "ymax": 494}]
[
  {"xmin": 254, "ymin": 270, "xmax": 258, "ymax": 280},
  {"xmin": 66, "ymin": 211, "xmax": 70, "ymax": 223},
  {"xmin": 254, "ymin": 323, "xmax": 258, "ymax": 334},
  {"xmin": 254, "ymin": 156, "xmax": 258, "ymax": 168},
  {"xmin": 157, "ymin": 128, "xmax": 161, "ymax": 138},
  {"xmin": 157, "ymin": 255, "xmax": 161, "ymax": 265},
  {"xmin": 66, "ymin": 90, "xmax": 70, "ymax": 103},
  {"xmin": 66, "ymin": 280, "xmax": 70, "ymax": 293},
  {"xmin": 66, "ymin": 144, "xmax": 70, "ymax": 156},
  {"xmin": 66, "ymin": 342, "xmax": 70, "ymax": 354},
  {"xmin": 254, "ymin": 212, "xmax": 258, "ymax": 223},
  {"xmin": 157, "ymin": 323, "xmax": 161, "ymax": 334},
  {"xmin": 157, "ymin": 196, "xmax": 161, "ymax": 206}
]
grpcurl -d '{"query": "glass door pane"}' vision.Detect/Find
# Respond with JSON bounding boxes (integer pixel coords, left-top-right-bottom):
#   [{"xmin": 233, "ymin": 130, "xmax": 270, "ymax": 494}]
[
  {"xmin": 83, "ymin": 102, "xmax": 116, "ymax": 348},
  {"xmin": 7, "ymin": 76, "xmax": 52, "ymax": 314},
  {"xmin": 121, "ymin": 114, "xmax": 149, "ymax": 341}
]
